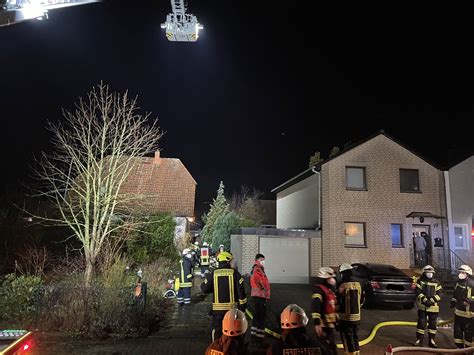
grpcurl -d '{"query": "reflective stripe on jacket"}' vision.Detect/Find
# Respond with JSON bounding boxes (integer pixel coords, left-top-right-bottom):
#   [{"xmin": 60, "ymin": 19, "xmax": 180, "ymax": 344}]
[
  {"xmin": 201, "ymin": 266, "xmax": 247, "ymax": 311},
  {"xmin": 338, "ymin": 279, "xmax": 362, "ymax": 322},
  {"xmin": 250, "ymin": 262, "xmax": 271, "ymax": 299},
  {"xmin": 179, "ymin": 258, "xmax": 193, "ymax": 288},
  {"xmin": 416, "ymin": 277, "xmax": 442, "ymax": 312}
]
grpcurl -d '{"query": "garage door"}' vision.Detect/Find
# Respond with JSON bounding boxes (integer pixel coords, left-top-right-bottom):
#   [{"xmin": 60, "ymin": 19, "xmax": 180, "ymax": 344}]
[{"xmin": 259, "ymin": 237, "xmax": 309, "ymax": 284}]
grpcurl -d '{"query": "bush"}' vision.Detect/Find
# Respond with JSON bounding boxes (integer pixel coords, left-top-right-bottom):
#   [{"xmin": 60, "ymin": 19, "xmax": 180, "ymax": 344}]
[
  {"xmin": 0, "ymin": 273, "xmax": 42, "ymax": 323},
  {"xmin": 127, "ymin": 213, "xmax": 177, "ymax": 264}
]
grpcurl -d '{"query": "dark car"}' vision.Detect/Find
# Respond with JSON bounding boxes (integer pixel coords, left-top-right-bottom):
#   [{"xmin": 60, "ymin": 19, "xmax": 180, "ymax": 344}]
[{"xmin": 352, "ymin": 263, "xmax": 416, "ymax": 309}]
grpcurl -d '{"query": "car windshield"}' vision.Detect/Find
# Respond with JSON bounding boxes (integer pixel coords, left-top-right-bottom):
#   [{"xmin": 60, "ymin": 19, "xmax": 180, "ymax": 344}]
[{"xmin": 368, "ymin": 265, "xmax": 406, "ymax": 277}]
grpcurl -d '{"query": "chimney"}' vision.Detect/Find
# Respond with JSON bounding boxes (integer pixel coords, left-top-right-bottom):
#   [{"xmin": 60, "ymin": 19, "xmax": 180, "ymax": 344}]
[{"xmin": 154, "ymin": 150, "xmax": 161, "ymax": 164}]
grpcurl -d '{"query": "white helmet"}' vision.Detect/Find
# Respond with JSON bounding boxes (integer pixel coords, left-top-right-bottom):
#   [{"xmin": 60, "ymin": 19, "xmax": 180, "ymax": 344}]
[
  {"xmin": 202, "ymin": 242, "xmax": 208, "ymax": 247},
  {"xmin": 182, "ymin": 248, "xmax": 191, "ymax": 256},
  {"xmin": 458, "ymin": 265, "xmax": 473, "ymax": 276},
  {"xmin": 422, "ymin": 265, "xmax": 435, "ymax": 274},
  {"xmin": 339, "ymin": 263, "xmax": 353, "ymax": 273},
  {"xmin": 194, "ymin": 241, "xmax": 199, "ymax": 246},
  {"xmin": 317, "ymin": 267, "xmax": 335, "ymax": 279}
]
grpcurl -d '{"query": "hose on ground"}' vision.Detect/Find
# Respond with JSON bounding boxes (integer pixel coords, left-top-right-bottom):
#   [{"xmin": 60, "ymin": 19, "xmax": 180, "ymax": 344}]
[{"xmin": 245, "ymin": 308, "xmax": 454, "ymax": 349}]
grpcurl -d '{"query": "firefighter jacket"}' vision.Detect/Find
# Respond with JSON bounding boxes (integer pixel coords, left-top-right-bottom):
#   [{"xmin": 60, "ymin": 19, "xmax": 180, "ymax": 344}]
[
  {"xmin": 416, "ymin": 275, "xmax": 442, "ymax": 312},
  {"xmin": 311, "ymin": 279, "xmax": 338, "ymax": 328},
  {"xmin": 337, "ymin": 275, "xmax": 363, "ymax": 323},
  {"xmin": 200, "ymin": 247, "xmax": 210, "ymax": 266},
  {"xmin": 250, "ymin": 262, "xmax": 271, "ymax": 299},
  {"xmin": 179, "ymin": 257, "xmax": 194, "ymax": 288},
  {"xmin": 267, "ymin": 329, "xmax": 320, "ymax": 355},
  {"xmin": 201, "ymin": 263, "xmax": 247, "ymax": 312},
  {"xmin": 452, "ymin": 278, "xmax": 470, "ymax": 318},
  {"xmin": 205, "ymin": 335, "xmax": 248, "ymax": 355}
]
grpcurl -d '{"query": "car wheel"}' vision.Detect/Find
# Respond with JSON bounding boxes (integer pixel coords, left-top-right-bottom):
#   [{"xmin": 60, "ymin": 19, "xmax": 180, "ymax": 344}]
[{"xmin": 403, "ymin": 303, "xmax": 414, "ymax": 310}]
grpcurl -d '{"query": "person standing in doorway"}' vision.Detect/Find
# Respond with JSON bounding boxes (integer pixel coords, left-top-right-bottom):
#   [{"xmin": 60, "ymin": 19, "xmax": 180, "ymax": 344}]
[
  {"xmin": 414, "ymin": 232, "xmax": 427, "ymax": 266},
  {"xmin": 250, "ymin": 253, "xmax": 270, "ymax": 343}
]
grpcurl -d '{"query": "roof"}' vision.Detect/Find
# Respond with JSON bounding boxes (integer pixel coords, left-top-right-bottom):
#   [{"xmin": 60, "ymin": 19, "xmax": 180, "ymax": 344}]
[
  {"xmin": 406, "ymin": 212, "xmax": 446, "ymax": 219},
  {"xmin": 119, "ymin": 156, "xmax": 197, "ymax": 216},
  {"xmin": 272, "ymin": 130, "xmax": 443, "ymax": 194},
  {"xmin": 446, "ymin": 154, "xmax": 474, "ymax": 170},
  {"xmin": 271, "ymin": 167, "xmax": 317, "ymax": 193}
]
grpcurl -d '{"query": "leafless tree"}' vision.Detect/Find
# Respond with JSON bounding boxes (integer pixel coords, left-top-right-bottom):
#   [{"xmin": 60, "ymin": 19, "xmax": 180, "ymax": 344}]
[{"xmin": 30, "ymin": 83, "xmax": 163, "ymax": 286}]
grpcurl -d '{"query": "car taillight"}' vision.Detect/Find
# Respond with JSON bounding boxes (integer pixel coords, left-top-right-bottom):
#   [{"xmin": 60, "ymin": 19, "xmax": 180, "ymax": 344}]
[
  {"xmin": 370, "ymin": 281, "xmax": 380, "ymax": 289},
  {"xmin": 410, "ymin": 283, "xmax": 416, "ymax": 290}
]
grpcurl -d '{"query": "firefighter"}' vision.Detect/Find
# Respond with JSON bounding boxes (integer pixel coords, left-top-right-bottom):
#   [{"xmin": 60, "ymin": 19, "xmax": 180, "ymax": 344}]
[
  {"xmin": 205, "ymin": 308, "xmax": 249, "ymax": 355},
  {"xmin": 267, "ymin": 304, "xmax": 320, "ymax": 354},
  {"xmin": 250, "ymin": 253, "xmax": 271, "ymax": 343},
  {"xmin": 311, "ymin": 266, "xmax": 338, "ymax": 355},
  {"xmin": 451, "ymin": 264, "xmax": 474, "ymax": 348},
  {"xmin": 200, "ymin": 241, "xmax": 211, "ymax": 277},
  {"xmin": 337, "ymin": 263, "xmax": 363, "ymax": 355},
  {"xmin": 201, "ymin": 251, "xmax": 247, "ymax": 341},
  {"xmin": 414, "ymin": 265, "xmax": 442, "ymax": 348},
  {"xmin": 177, "ymin": 248, "xmax": 194, "ymax": 306}
]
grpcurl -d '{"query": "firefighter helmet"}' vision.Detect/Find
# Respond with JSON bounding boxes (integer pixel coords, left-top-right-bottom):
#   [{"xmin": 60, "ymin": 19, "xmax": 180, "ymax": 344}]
[
  {"xmin": 458, "ymin": 265, "xmax": 473, "ymax": 276},
  {"xmin": 217, "ymin": 251, "xmax": 233, "ymax": 262},
  {"xmin": 202, "ymin": 241, "xmax": 208, "ymax": 247},
  {"xmin": 194, "ymin": 241, "xmax": 199, "ymax": 246},
  {"xmin": 317, "ymin": 267, "xmax": 335, "ymax": 279},
  {"xmin": 280, "ymin": 304, "xmax": 309, "ymax": 329},
  {"xmin": 422, "ymin": 265, "xmax": 435, "ymax": 274},
  {"xmin": 222, "ymin": 309, "xmax": 248, "ymax": 337},
  {"xmin": 339, "ymin": 263, "xmax": 353, "ymax": 273}
]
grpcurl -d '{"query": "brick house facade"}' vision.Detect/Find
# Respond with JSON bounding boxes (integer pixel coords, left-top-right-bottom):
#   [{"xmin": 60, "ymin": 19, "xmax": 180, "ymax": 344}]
[{"xmin": 320, "ymin": 133, "xmax": 447, "ymax": 269}]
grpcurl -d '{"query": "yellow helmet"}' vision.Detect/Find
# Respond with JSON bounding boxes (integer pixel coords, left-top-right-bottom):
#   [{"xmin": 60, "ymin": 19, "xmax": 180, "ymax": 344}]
[{"xmin": 217, "ymin": 251, "xmax": 233, "ymax": 262}]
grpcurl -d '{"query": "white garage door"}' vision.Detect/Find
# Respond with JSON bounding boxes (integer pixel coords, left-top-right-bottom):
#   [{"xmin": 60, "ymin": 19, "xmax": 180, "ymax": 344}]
[{"xmin": 259, "ymin": 237, "xmax": 309, "ymax": 284}]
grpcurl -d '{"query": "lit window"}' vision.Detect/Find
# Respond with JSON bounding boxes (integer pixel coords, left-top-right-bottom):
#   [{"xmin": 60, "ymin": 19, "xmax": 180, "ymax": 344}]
[
  {"xmin": 391, "ymin": 224, "xmax": 403, "ymax": 247},
  {"xmin": 345, "ymin": 222, "xmax": 366, "ymax": 247}
]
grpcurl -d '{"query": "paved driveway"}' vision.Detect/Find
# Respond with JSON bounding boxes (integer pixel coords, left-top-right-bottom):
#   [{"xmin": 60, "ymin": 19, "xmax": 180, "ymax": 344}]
[{"xmin": 32, "ymin": 280, "xmax": 457, "ymax": 354}]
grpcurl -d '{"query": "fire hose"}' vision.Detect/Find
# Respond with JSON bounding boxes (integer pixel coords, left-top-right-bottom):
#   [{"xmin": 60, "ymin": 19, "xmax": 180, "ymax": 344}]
[{"xmin": 245, "ymin": 309, "xmax": 454, "ymax": 349}]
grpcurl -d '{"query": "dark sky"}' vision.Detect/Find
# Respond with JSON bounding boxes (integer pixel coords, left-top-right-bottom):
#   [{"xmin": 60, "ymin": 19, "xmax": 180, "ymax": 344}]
[{"xmin": 0, "ymin": 0, "xmax": 473, "ymax": 218}]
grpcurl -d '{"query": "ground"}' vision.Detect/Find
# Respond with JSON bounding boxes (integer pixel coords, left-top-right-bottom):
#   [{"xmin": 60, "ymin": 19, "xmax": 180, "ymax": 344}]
[{"xmin": 31, "ymin": 280, "xmax": 457, "ymax": 354}]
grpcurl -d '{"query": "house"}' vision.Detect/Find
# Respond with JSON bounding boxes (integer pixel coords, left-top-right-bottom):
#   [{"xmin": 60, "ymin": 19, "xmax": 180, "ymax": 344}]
[
  {"xmin": 445, "ymin": 155, "xmax": 474, "ymax": 266},
  {"xmin": 119, "ymin": 151, "xmax": 197, "ymax": 241},
  {"xmin": 232, "ymin": 131, "xmax": 452, "ymax": 283}
]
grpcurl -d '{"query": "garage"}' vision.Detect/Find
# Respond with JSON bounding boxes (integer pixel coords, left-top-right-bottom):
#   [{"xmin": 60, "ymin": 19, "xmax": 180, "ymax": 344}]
[{"xmin": 259, "ymin": 237, "xmax": 309, "ymax": 284}]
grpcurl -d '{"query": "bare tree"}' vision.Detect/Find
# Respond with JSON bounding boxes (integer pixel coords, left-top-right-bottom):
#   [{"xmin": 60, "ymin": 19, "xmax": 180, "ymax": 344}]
[{"xmin": 30, "ymin": 83, "xmax": 163, "ymax": 286}]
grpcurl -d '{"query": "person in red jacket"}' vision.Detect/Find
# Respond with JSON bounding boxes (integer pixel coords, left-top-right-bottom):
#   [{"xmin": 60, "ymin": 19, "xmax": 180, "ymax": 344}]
[{"xmin": 250, "ymin": 253, "xmax": 271, "ymax": 343}]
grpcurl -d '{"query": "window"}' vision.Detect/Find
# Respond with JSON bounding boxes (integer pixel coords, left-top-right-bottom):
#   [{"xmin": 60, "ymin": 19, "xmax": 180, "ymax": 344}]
[
  {"xmin": 346, "ymin": 167, "xmax": 367, "ymax": 190},
  {"xmin": 391, "ymin": 224, "xmax": 403, "ymax": 247},
  {"xmin": 400, "ymin": 169, "xmax": 420, "ymax": 193},
  {"xmin": 454, "ymin": 224, "xmax": 468, "ymax": 249},
  {"xmin": 344, "ymin": 222, "xmax": 366, "ymax": 247}
]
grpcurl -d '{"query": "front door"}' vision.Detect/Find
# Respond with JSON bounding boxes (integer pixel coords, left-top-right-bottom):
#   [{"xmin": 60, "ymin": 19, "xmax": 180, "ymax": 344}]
[{"xmin": 412, "ymin": 225, "xmax": 431, "ymax": 266}]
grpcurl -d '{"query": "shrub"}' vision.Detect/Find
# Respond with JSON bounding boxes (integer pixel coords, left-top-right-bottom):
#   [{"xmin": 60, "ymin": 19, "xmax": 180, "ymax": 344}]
[
  {"xmin": 127, "ymin": 213, "xmax": 177, "ymax": 264},
  {"xmin": 0, "ymin": 273, "xmax": 42, "ymax": 323}
]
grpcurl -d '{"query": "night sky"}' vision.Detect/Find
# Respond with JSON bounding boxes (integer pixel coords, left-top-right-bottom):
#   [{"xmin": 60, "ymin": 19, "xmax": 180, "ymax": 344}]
[{"xmin": 0, "ymin": 1, "xmax": 473, "ymax": 219}]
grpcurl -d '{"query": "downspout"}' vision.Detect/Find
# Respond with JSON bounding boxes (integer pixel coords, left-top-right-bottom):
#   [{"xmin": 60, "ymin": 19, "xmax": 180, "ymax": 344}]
[
  {"xmin": 312, "ymin": 166, "xmax": 322, "ymax": 267},
  {"xmin": 444, "ymin": 171, "xmax": 454, "ymax": 266}
]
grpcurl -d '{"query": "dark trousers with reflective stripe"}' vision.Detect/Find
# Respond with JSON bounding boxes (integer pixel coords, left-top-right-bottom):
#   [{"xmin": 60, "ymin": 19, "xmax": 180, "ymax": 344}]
[
  {"xmin": 340, "ymin": 321, "xmax": 360, "ymax": 354},
  {"xmin": 211, "ymin": 311, "xmax": 226, "ymax": 341},
  {"xmin": 177, "ymin": 286, "xmax": 191, "ymax": 305},
  {"xmin": 416, "ymin": 310, "xmax": 437, "ymax": 338},
  {"xmin": 454, "ymin": 315, "xmax": 473, "ymax": 348},
  {"xmin": 251, "ymin": 297, "xmax": 266, "ymax": 339}
]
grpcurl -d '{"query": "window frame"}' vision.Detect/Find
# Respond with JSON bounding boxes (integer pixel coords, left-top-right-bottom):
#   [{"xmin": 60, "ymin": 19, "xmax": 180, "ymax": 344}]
[
  {"xmin": 391, "ymin": 223, "xmax": 404, "ymax": 248},
  {"xmin": 345, "ymin": 166, "xmax": 367, "ymax": 191},
  {"xmin": 344, "ymin": 221, "xmax": 367, "ymax": 248},
  {"xmin": 399, "ymin": 168, "xmax": 421, "ymax": 193}
]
